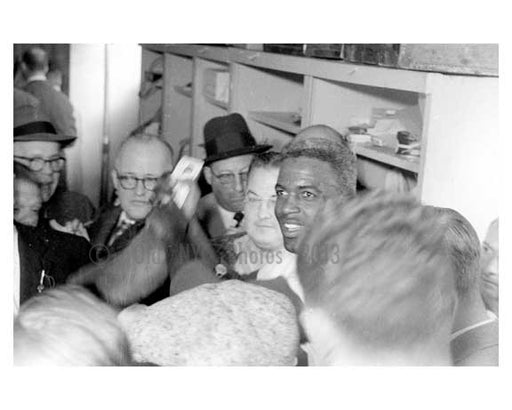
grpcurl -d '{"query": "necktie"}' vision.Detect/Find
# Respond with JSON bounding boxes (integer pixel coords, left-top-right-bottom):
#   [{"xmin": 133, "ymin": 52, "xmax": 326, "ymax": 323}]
[
  {"xmin": 233, "ymin": 212, "xmax": 244, "ymax": 228},
  {"xmin": 108, "ymin": 218, "xmax": 135, "ymax": 247}
]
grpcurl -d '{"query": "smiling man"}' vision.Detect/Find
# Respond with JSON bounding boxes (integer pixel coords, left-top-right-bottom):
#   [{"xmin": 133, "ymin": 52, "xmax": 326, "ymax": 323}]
[{"xmin": 275, "ymin": 126, "xmax": 357, "ymax": 253}]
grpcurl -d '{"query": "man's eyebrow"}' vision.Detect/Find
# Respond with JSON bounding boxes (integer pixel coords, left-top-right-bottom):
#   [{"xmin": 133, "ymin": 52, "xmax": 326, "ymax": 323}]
[
  {"xmin": 297, "ymin": 184, "xmax": 320, "ymax": 191},
  {"xmin": 215, "ymin": 167, "xmax": 250, "ymax": 174}
]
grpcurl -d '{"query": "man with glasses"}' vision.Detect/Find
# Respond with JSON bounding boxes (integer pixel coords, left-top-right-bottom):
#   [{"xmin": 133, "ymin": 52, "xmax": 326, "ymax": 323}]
[
  {"xmin": 88, "ymin": 134, "xmax": 174, "ymax": 256},
  {"xmin": 196, "ymin": 113, "xmax": 271, "ymax": 239},
  {"xmin": 14, "ymin": 112, "xmax": 92, "ymax": 305}
]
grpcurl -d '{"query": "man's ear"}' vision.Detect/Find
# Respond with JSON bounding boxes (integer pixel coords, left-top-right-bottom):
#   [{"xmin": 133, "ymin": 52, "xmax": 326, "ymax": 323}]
[
  {"xmin": 111, "ymin": 169, "xmax": 119, "ymax": 191},
  {"xmin": 203, "ymin": 167, "xmax": 212, "ymax": 186}
]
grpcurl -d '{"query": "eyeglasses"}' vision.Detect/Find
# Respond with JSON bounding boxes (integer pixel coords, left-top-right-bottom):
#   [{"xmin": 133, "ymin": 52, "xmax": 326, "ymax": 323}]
[
  {"xmin": 14, "ymin": 155, "xmax": 65, "ymax": 172},
  {"xmin": 211, "ymin": 170, "xmax": 249, "ymax": 186},
  {"xmin": 116, "ymin": 173, "xmax": 160, "ymax": 191}
]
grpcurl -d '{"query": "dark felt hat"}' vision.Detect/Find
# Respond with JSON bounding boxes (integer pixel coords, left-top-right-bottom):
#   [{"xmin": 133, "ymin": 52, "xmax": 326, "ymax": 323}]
[
  {"xmin": 202, "ymin": 113, "xmax": 271, "ymax": 165},
  {"xmin": 13, "ymin": 102, "xmax": 76, "ymax": 146}
]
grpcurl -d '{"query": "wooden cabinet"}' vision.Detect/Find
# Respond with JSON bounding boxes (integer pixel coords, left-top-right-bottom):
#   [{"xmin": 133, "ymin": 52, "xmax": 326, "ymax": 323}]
[{"xmin": 140, "ymin": 44, "xmax": 498, "ymax": 238}]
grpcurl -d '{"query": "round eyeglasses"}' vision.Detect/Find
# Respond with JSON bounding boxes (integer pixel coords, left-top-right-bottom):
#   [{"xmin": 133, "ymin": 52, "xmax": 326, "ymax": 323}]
[
  {"xmin": 211, "ymin": 170, "xmax": 249, "ymax": 186},
  {"xmin": 14, "ymin": 156, "xmax": 66, "ymax": 172},
  {"xmin": 116, "ymin": 173, "xmax": 160, "ymax": 191}
]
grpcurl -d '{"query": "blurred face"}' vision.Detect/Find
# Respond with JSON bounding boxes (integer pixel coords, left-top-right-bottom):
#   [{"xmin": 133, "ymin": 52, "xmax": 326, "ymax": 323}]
[
  {"xmin": 14, "ymin": 141, "xmax": 60, "ymax": 202},
  {"xmin": 14, "ymin": 179, "xmax": 42, "ymax": 227},
  {"xmin": 205, "ymin": 154, "xmax": 253, "ymax": 212},
  {"xmin": 481, "ymin": 220, "xmax": 499, "ymax": 315},
  {"xmin": 275, "ymin": 157, "xmax": 340, "ymax": 253},
  {"xmin": 112, "ymin": 140, "xmax": 173, "ymax": 221},
  {"xmin": 244, "ymin": 166, "xmax": 282, "ymax": 251}
]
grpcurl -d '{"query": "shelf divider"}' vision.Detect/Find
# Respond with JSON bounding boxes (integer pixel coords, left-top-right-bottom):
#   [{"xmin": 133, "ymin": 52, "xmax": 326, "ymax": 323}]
[{"xmin": 248, "ymin": 111, "xmax": 302, "ymax": 135}]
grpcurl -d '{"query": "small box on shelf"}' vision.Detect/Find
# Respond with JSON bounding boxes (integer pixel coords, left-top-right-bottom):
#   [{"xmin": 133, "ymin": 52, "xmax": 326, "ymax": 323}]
[
  {"xmin": 343, "ymin": 44, "xmax": 498, "ymax": 76},
  {"xmin": 263, "ymin": 44, "xmax": 305, "ymax": 56},
  {"xmin": 203, "ymin": 69, "xmax": 230, "ymax": 105},
  {"xmin": 305, "ymin": 44, "xmax": 344, "ymax": 60}
]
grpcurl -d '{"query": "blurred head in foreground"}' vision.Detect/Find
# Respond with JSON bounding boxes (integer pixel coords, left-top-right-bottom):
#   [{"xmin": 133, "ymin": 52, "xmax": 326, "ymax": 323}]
[
  {"xmin": 429, "ymin": 207, "xmax": 498, "ymax": 366},
  {"xmin": 298, "ymin": 191, "xmax": 457, "ymax": 365},
  {"xmin": 14, "ymin": 285, "xmax": 131, "ymax": 366},
  {"xmin": 428, "ymin": 208, "xmax": 489, "ymax": 322},
  {"xmin": 118, "ymin": 280, "xmax": 299, "ymax": 366}
]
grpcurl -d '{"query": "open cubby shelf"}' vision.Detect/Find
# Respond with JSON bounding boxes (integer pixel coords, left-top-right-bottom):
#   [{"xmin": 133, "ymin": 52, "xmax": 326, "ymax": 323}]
[
  {"xmin": 352, "ymin": 143, "xmax": 419, "ymax": 173},
  {"xmin": 142, "ymin": 44, "xmax": 498, "ymax": 236}
]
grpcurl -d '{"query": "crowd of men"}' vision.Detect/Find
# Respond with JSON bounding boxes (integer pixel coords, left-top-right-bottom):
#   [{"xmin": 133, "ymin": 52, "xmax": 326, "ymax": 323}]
[{"xmin": 13, "ymin": 46, "xmax": 499, "ymax": 366}]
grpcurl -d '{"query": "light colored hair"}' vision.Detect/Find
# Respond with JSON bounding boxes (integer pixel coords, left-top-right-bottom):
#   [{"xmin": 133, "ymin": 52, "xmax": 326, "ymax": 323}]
[
  {"xmin": 14, "ymin": 285, "xmax": 131, "ymax": 366},
  {"xmin": 297, "ymin": 190, "xmax": 456, "ymax": 350},
  {"xmin": 114, "ymin": 133, "xmax": 174, "ymax": 170},
  {"xmin": 427, "ymin": 207, "xmax": 481, "ymax": 298}
]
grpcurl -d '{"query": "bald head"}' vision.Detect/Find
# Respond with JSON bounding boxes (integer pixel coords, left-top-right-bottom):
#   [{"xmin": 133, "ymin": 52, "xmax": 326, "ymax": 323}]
[
  {"xmin": 114, "ymin": 135, "xmax": 173, "ymax": 171},
  {"xmin": 294, "ymin": 125, "xmax": 344, "ymax": 145},
  {"xmin": 21, "ymin": 47, "xmax": 49, "ymax": 75}
]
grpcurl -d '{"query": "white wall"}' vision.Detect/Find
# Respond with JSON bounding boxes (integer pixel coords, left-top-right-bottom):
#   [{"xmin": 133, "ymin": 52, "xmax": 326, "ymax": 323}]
[
  {"xmin": 420, "ymin": 75, "xmax": 499, "ymax": 240},
  {"xmin": 67, "ymin": 44, "xmax": 141, "ymax": 207}
]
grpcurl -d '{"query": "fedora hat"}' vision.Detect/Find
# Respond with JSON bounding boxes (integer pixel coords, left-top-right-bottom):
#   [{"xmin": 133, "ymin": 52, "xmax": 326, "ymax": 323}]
[
  {"xmin": 203, "ymin": 113, "xmax": 271, "ymax": 165},
  {"xmin": 13, "ymin": 99, "xmax": 76, "ymax": 146}
]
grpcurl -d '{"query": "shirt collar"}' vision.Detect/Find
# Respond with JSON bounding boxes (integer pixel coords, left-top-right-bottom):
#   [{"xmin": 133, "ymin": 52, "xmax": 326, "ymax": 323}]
[
  {"xmin": 118, "ymin": 210, "xmax": 137, "ymax": 227},
  {"xmin": 216, "ymin": 202, "xmax": 237, "ymax": 228},
  {"xmin": 450, "ymin": 311, "xmax": 498, "ymax": 341}
]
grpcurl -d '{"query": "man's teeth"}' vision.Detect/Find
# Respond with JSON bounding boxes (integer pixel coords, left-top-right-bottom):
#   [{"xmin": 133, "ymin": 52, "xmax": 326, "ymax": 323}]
[{"xmin": 284, "ymin": 223, "xmax": 301, "ymax": 231}]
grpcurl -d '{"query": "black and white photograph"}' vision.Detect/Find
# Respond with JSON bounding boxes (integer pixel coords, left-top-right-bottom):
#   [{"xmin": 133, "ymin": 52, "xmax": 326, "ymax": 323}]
[{"xmin": 2, "ymin": 2, "xmax": 509, "ymax": 409}]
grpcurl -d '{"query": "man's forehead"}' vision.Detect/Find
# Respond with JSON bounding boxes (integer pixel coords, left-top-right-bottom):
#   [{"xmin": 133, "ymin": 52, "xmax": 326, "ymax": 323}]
[
  {"xmin": 247, "ymin": 167, "xmax": 279, "ymax": 196},
  {"xmin": 14, "ymin": 140, "xmax": 60, "ymax": 156},
  {"xmin": 117, "ymin": 139, "xmax": 173, "ymax": 172},
  {"xmin": 210, "ymin": 154, "xmax": 253, "ymax": 172}
]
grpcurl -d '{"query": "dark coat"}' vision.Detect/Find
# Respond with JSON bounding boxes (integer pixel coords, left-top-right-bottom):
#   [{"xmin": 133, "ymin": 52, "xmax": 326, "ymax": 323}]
[
  {"xmin": 86, "ymin": 206, "xmax": 167, "ymax": 305},
  {"xmin": 88, "ymin": 206, "xmax": 145, "ymax": 257},
  {"xmin": 16, "ymin": 220, "xmax": 91, "ymax": 305}
]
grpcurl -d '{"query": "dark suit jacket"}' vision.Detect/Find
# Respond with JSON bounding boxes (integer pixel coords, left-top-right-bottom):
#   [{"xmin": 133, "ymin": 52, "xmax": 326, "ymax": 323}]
[
  {"xmin": 86, "ymin": 206, "xmax": 169, "ymax": 305},
  {"xmin": 88, "ymin": 206, "xmax": 145, "ymax": 257},
  {"xmin": 23, "ymin": 80, "xmax": 76, "ymax": 136},
  {"xmin": 16, "ymin": 220, "xmax": 91, "ymax": 305}
]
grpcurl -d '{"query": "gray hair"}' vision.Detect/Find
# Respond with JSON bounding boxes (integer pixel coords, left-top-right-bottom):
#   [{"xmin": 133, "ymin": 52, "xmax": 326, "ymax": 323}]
[
  {"xmin": 282, "ymin": 136, "xmax": 356, "ymax": 200},
  {"xmin": 427, "ymin": 207, "xmax": 481, "ymax": 298},
  {"xmin": 114, "ymin": 133, "xmax": 174, "ymax": 170},
  {"xmin": 14, "ymin": 285, "xmax": 132, "ymax": 366}
]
